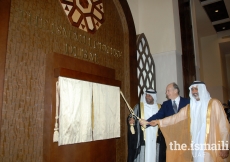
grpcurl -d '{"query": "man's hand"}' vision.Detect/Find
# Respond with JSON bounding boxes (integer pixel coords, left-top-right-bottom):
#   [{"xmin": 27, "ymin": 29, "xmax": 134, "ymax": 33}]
[
  {"xmin": 129, "ymin": 118, "xmax": 135, "ymax": 125},
  {"xmin": 149, "ymin": 120, "xmax": 158, "ymax": 126},
  {"xmin": 219, "ymin": 149, "xmax": 229, "ymax": 159},
  {"xmin": 139, "ymin": 119, "xmax": 149, "ymax": 126}
]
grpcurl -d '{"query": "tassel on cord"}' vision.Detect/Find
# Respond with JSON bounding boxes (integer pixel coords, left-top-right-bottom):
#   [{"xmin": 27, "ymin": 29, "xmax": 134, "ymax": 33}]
[
  {"xmin": 130, "ymin": 124, "xmax": 135, "ymax": 134},
  {"xmin": 53, "ymin": 81, "xmax": 59, "ymax": 142},
  {"xmin": 53, "ymin": 123, "xmax": 59, "ymax": 142},
  {"xmin": 120, "ymin": 91, "xmax": 146, "ymax": 133}
]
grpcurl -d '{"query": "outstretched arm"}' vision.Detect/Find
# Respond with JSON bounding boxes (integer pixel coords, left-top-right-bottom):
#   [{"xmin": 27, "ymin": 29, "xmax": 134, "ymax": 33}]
[
  {"xmin": 147, "ymin": 106, "xmax": 165, "ymax": 122},
  {"xmin": 149, "ymin": 120, "xmax": 159, "ymax": 126},
  {"xmin": 147, "ymin": 106, "xmax": 188, "ymax": 127},
  {"xmin": 139, "ymin": 119, "xmax": 149, "ymax": 126},
  {"xmin": 159, "ymin": 106, "xmax": 188, "ymax": 127},
  {"xmin": 149, "ymin": 105, "xmax": 188, "ymax": 127}
]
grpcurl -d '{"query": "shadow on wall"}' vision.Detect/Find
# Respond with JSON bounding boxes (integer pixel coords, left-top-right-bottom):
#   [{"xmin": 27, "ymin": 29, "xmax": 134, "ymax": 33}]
[{"xmin": 223, "ymin": 99, "xmax": 230, "ymax": 123}]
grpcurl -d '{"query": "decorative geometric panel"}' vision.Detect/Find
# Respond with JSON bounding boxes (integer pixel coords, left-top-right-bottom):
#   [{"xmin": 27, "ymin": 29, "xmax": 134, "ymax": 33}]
[
  {"xmin": 136, "ymin": 33, "xmax": 156, "ymax": 98},
  {"xmin": 59, "ymin": 0, "xmax": 105, "ymax": 34}
]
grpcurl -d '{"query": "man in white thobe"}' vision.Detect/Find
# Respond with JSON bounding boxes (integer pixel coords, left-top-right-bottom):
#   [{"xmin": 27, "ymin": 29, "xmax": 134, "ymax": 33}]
[{"xmin": 127, "ymin": 89, "xmax": 160, "ymax": 162}]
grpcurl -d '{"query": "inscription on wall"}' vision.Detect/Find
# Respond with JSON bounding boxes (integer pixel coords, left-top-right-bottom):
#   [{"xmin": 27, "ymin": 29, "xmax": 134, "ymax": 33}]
[{"xmin": 18, "ymin": 9, "xmax": 122, "ymax": 62}]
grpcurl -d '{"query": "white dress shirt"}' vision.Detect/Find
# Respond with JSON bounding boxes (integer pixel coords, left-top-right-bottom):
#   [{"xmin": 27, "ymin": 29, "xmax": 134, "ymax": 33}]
[{"xmin": 171, "ymin": 96, "xmax": 180, "ymax": 110}]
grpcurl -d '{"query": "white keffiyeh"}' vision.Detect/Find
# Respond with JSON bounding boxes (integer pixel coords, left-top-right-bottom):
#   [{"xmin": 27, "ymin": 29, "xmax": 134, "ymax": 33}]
[{"xmin": 189, "ymin": 81, "xmax": 211, "ymax": 161}]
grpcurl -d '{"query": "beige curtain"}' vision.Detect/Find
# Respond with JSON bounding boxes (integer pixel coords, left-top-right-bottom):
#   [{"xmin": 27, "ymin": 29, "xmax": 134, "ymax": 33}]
[
  {"xmin": 54, "ymin": 77, "xmax": 120, "ymax": 145},
  {"xmin": 92, "ymin": 83, "xmax": 120, "ymax": 140},
  {"xmin": 57, "ymin": 77, "xmax": 93, "ymax": 145}
]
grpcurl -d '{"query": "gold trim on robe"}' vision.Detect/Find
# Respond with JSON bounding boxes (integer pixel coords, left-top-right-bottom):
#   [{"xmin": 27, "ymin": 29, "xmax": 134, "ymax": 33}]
[{"xmin": 140, "ymin": 103, "xmax": 161, "ymax": 140}]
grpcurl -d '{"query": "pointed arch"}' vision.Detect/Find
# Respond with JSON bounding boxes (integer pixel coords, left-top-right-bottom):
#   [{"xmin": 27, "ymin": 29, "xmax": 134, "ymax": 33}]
[{"xmin": 136, "ymin": 33, "xmax": 156, "ymax": 98}]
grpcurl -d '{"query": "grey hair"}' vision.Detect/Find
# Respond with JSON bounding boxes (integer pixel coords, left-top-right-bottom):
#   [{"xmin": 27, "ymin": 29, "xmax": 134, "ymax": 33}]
[{"xmin": 172, "ymin": 82, "xmax": 180, "ymax": 95}]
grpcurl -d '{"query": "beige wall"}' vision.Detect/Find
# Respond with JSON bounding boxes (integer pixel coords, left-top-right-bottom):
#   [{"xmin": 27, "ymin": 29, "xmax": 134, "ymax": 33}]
[
  {"xmin": 128, "ymin": 0, "xmax": 182, "ymax": 54},
  {"xmin": 127, "ymin": 0, "xmax": 184, "ymax": 103},
  {"xmin": 199, "ymin": 34, "xmax": 228, "ymax": 102},
  {"xmin": 127, "ymin": 0, "xmax": 139, "ymax": 32}
]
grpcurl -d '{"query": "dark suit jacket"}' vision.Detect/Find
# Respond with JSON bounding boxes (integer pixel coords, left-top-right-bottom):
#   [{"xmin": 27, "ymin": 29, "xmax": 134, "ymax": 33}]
[{"xmin": 147, "ymin": 96, "xmax": 190, "ymax": 122}]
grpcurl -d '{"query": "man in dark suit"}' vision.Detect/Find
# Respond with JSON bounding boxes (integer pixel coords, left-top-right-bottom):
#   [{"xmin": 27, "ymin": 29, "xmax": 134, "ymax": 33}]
[
  {"xmin": 140, "ymin": 82, "xmax": 190, "ymax": 162},
  {"xmin": 147, "ymin": 82, "xmax": 190, "ymax": 121}
]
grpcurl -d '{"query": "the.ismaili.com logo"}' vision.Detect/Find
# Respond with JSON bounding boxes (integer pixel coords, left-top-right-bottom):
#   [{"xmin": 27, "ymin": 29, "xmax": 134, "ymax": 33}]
[{"xmin": 169, "ymin": 141, "xmax": 229, "ymax": 151}]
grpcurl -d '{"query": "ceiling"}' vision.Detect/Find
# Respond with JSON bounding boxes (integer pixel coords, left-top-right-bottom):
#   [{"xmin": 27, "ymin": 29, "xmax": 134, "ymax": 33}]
[
  {"xmin": 195, "ymin": 0, "xmax": 230, "ymax": 37},
  {"xmin": 194, "ymin": 0, "xmax": 230, "ymax": 54}
]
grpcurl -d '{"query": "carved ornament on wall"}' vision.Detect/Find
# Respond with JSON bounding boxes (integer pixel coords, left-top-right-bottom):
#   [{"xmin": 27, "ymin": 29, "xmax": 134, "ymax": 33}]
[{"xmin": 59, "ymin": 0, "xmax": 105, "ymax": 34}]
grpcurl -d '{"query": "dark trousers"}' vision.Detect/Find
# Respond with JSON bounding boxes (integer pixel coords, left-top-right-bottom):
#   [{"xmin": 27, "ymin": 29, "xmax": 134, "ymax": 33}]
[{"xmin": 157, "ymin": 129, "xmax": 166, "ymax": 162}]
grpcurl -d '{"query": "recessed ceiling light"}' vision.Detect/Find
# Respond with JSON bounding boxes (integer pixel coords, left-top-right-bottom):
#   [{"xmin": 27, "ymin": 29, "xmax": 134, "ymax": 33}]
[
  {"xmin": 215, "ymin": 10, "xmax": 219, "ymax": 12},
  {"xmin": 222, "ymin": 27, "xmax": 225, "ymax": 29}
]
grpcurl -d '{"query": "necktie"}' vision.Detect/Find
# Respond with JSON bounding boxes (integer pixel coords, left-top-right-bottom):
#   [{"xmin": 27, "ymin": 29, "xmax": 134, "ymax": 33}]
[{"xmin": 173, "ymin": 100, "xmax": 177, "ymax": 113}]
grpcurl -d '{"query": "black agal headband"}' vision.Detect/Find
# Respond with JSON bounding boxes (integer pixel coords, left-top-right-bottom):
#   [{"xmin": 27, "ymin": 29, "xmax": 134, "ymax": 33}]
[
  {"xmin": 145, "ymin": 90, "xmax": 157, "ymax": 94},
  {"xmin": 190, "ymin": 81, "xmax": 205, "ymax": 86},
  {"xmin": 146, "ymin": 90, "xmax": 157, "ymax": 94}
]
